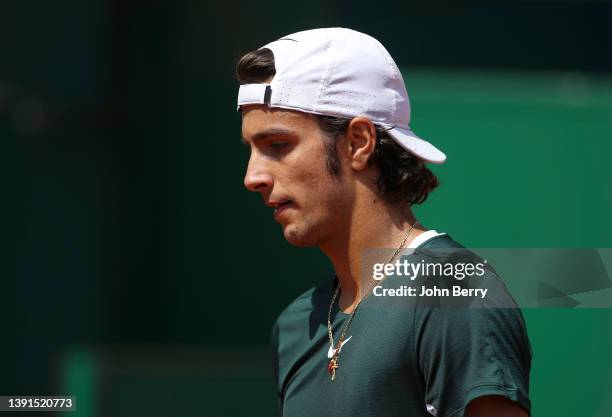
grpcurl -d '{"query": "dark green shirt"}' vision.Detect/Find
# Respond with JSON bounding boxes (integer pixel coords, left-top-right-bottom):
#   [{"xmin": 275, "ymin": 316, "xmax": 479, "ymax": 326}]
[{"xmin": 271, "ymin": 234, "xmax": 532, "ymax": 417}]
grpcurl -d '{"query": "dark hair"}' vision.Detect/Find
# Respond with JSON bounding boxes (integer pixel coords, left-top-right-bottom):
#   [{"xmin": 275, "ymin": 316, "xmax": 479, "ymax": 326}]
[{"xmin": 235, "ymin": 48, "xmax": 439, "ymax": 206}]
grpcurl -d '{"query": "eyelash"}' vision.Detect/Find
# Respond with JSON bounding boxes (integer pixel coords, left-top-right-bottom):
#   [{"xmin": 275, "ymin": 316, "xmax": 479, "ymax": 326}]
[{"xmin": 269, "ymin": 142, "xmax": 288, "ymax": 151}]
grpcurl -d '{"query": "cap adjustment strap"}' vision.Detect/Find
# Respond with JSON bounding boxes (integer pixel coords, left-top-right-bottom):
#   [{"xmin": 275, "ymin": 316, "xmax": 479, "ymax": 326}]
[{"xmin": 237, "ymin": 84, "xmax": 271, "ymax": 111}]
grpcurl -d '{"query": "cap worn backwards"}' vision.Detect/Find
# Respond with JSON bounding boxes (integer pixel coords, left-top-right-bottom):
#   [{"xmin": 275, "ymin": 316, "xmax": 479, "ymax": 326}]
[{"xmin": 237, "ymin": 27, "xmax": 446, "ymax": 164}]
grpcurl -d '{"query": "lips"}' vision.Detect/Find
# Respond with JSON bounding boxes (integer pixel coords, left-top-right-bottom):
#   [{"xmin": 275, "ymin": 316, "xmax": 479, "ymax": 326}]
[{"xmin": 272, "ymin": 200, "xmax": 295, "ymax": 219}]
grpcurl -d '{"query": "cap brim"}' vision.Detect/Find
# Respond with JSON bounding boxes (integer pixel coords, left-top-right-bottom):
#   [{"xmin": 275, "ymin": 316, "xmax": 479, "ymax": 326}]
[{"xmin": 386, "ymin": 126, "xmax": 446, "ymax": 164}]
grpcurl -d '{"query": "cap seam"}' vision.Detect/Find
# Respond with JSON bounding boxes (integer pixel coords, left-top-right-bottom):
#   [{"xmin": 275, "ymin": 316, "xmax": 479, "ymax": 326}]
[
  {"xmin": 373, "ymin": 38, "xmax": 404, "ymax": 125},
  {"xmin": 314, "ymin": 33, "xmax": 339, "ymax": 113}
]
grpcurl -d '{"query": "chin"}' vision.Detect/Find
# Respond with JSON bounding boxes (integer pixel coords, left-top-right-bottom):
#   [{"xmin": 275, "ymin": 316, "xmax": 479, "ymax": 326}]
[{"xmin": 282, "ymin": 224, "xmax": 318, "ymax": 247}]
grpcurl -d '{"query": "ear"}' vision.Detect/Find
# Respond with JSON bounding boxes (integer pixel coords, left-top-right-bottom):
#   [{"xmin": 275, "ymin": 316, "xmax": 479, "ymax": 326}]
[{"xmin": 345, "ymin": 117, "xmax": 377, "ymax": 171}]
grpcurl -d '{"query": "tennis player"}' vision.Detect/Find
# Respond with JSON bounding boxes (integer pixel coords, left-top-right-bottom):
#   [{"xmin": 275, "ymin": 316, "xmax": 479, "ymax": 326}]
[{"xmin": 236, "ymin": 28, "xmax": 531, "ymax": 417}]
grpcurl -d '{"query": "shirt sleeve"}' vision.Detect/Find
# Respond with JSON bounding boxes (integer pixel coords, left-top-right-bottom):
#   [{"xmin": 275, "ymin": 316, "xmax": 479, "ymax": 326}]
[{"xmin": 414, "ymin": 282, "xmax": 532, "ymax": 417}]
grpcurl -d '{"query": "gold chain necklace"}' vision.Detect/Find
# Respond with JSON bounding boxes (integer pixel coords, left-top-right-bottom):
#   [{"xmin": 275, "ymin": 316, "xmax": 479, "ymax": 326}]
[{"xmin": 326, "ymin": 221, "xmax": 418, "ymax": 381}]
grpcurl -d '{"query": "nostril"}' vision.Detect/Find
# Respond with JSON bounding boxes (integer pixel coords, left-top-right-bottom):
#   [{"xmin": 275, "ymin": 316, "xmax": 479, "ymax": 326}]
[{"xmin": 244, "ymin": 174, "xmax": 272, "ymax": 192}]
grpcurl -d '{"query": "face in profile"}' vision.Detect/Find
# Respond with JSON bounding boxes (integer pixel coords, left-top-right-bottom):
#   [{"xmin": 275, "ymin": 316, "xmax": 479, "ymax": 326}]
[{"xmin": 242, "ymin": 105, "xmax": 352, "ymax": 247}]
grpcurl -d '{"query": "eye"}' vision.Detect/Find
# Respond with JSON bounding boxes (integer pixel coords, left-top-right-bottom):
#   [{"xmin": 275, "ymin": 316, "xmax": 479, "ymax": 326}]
[{"xmin": 269, "ymin": 142, "xmax": 288, "ymax": 151}]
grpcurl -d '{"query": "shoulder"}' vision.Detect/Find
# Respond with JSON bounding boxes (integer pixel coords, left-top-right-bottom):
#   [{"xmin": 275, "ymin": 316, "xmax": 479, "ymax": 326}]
[
  {"xmin": 411, "ymin": 234, "xmax": 533, "ymax": 415},
  {"xmin": 418, "ymin": 232, "xmax": 465, "ymax": 249},
  {"xmin": 276, "ymin": 281, "xmax": 331, "ymax": 323},
  {"xmin": 414, "ymin": 233, "xmax": 485, "ymax": 280},
  {"xmin": 272, "ymin": 275, "xmax": 333, "ymax": 335},
  {"xmin": 411, "ymin": 232, "xmax": 532, "ymax": 374},
  {"xmin": 271, "ymin": 276, "xmax": 334, "ymax": 392}
]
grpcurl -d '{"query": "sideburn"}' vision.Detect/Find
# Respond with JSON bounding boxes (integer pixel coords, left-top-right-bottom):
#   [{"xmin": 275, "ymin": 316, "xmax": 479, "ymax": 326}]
[{"xmin": 323, "ymin": 136, "xmax": 341, "ymax": 177}]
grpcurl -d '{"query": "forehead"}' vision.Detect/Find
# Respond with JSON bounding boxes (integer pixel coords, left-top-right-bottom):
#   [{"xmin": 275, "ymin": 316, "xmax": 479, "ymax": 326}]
[{"xmin": 241, "ymin": 105, "xmax": 320, "ymax": 141}]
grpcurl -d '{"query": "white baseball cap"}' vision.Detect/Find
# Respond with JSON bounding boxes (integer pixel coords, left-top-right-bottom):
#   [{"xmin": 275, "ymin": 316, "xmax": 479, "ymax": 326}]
[{"xmin": 237, "ymin": 27, "xmax": 446, "ymax": 164}]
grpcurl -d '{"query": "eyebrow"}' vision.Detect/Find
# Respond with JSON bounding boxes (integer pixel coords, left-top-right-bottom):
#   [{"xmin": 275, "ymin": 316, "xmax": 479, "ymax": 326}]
[{"xmin": 241, "ymin": 128, "xmax": 297, "ymax": 145}]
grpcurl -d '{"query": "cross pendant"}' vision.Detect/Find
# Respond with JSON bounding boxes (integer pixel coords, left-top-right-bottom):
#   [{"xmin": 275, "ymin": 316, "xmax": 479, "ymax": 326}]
[{"xmin": 328, "ymin": 356, "xmax": 339, "ymax": 381}]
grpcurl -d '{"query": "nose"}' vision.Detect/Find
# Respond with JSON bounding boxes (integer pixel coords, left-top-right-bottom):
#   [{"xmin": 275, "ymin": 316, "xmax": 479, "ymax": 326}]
[{"xmin": 244, "ymin": 153, "xmax": 273, "ymax": 193}]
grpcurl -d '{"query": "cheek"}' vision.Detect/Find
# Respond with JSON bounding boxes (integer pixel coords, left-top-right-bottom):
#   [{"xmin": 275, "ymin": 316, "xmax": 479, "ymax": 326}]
[
  {"xmin": 286, "ymin": 140, "xmax": 350, "ymax": 210},
  {"xmin": 304, "ymin": 172, "xmax": 349, "ymax": 215},
  {"xmin": 301, "ymin": 161, "xmax": 337, "ymax": 194},
  {"xmin": 284, "ymin": 146, "xmax": 329, "ymax": 189}
]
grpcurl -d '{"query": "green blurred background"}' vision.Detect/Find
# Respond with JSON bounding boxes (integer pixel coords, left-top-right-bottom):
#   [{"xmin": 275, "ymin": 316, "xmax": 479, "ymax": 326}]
[{"xmin": 4, "ymin": 1, "xmax": 612, "ymax": 416}]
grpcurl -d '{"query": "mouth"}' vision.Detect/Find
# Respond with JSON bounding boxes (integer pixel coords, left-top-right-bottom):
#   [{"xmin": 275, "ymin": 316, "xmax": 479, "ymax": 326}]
[{"xmin": 270, "ymin": 200, "xmax": 295, "ymax": 219}]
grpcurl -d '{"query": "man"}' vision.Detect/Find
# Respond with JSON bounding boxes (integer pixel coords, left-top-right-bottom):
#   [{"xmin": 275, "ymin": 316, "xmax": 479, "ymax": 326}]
[{"xmin": 236, "ymin": 28, "xmax": 531, "ymax": 417}]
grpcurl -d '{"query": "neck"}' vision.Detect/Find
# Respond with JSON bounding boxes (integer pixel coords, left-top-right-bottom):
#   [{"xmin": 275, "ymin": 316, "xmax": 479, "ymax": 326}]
[{"xmin": 319, "ymin": 195, "xmax": 426, "ymax": 313}]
